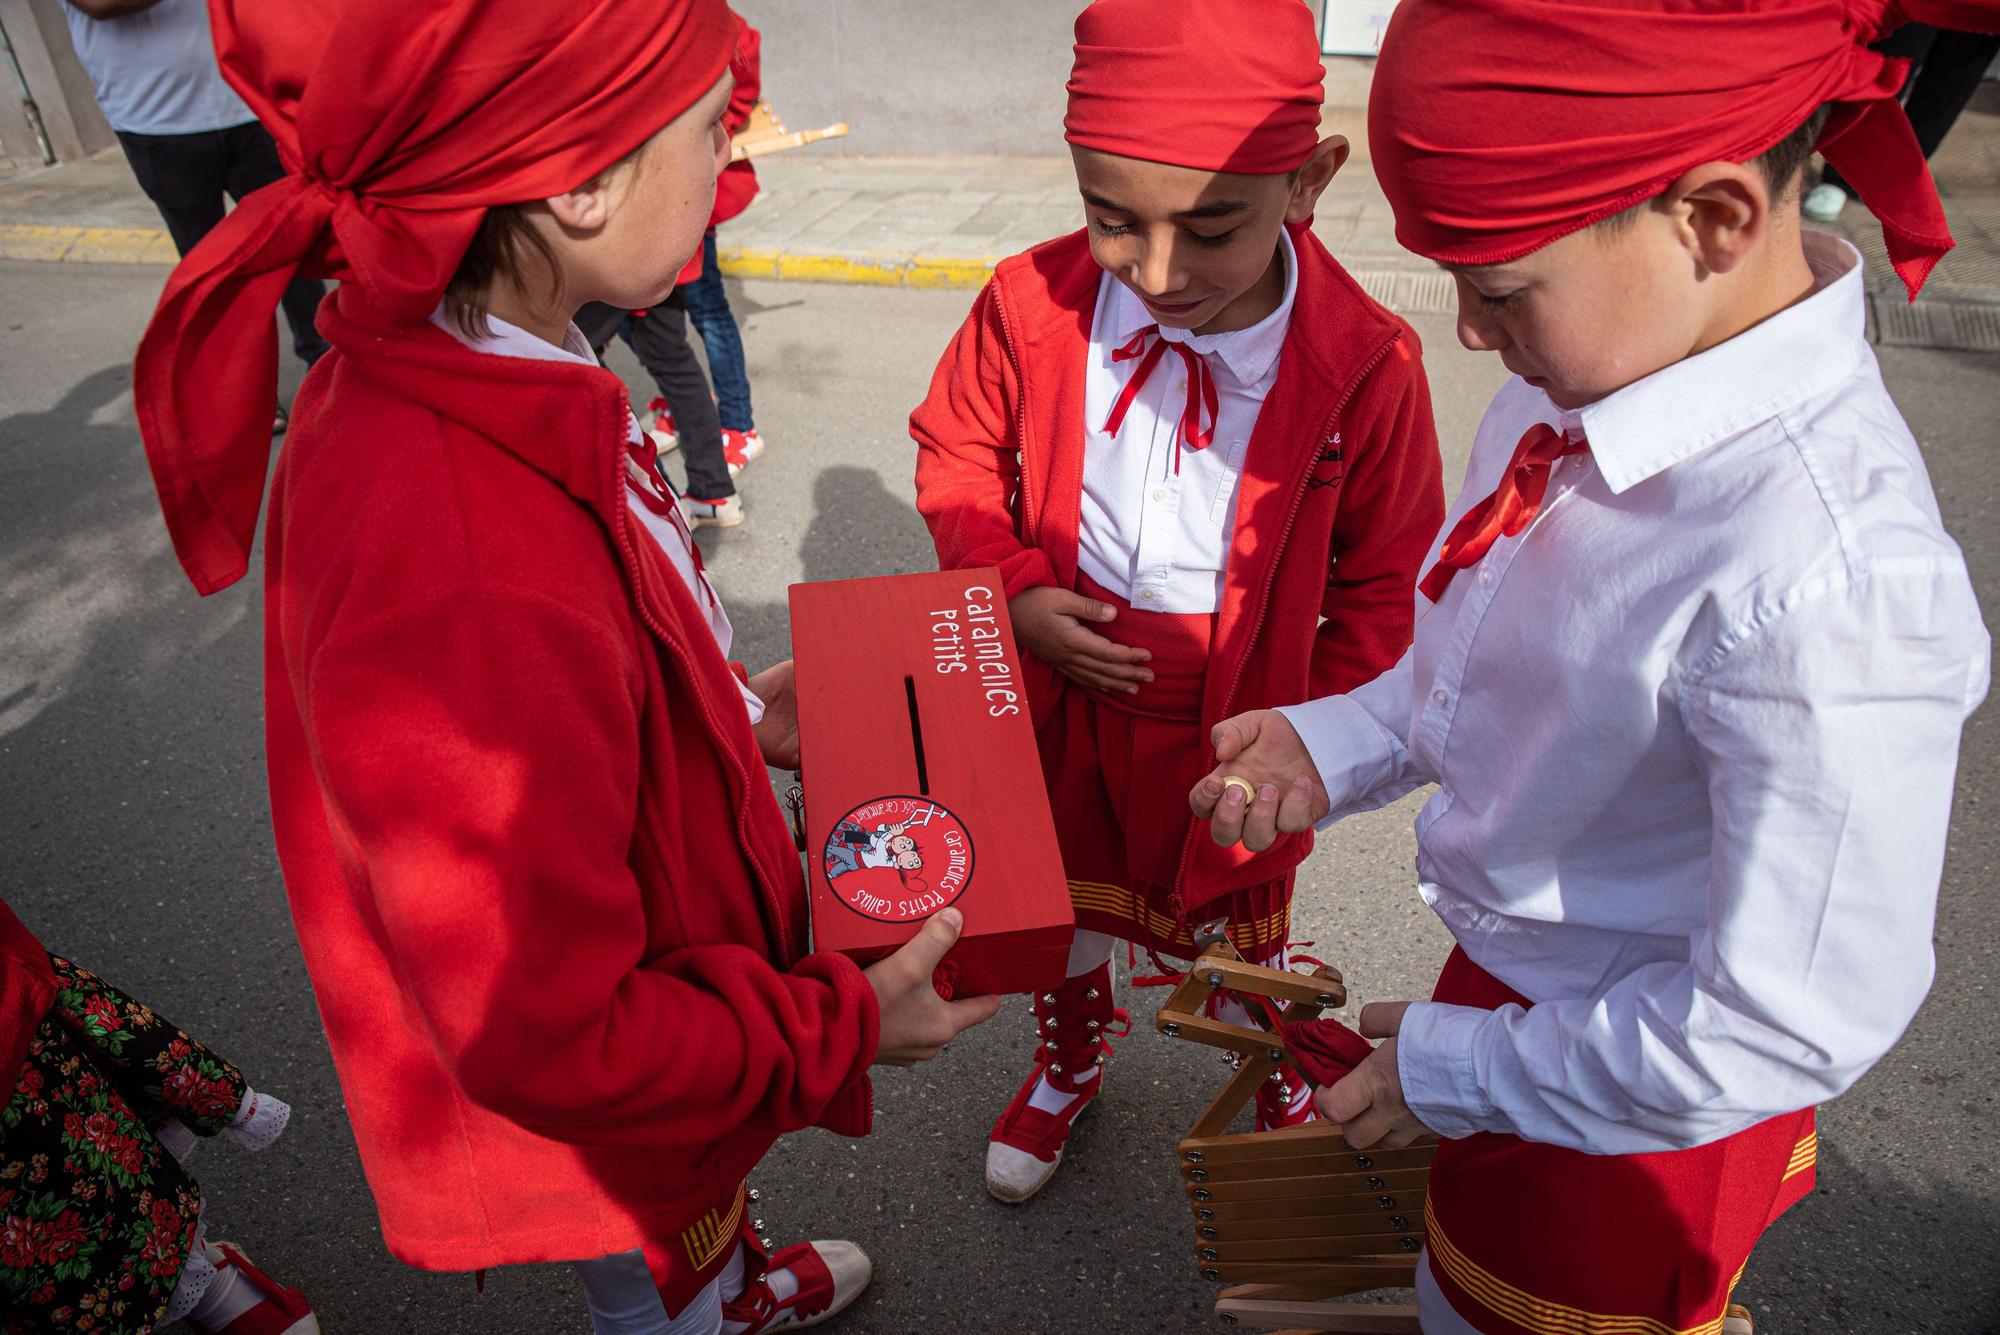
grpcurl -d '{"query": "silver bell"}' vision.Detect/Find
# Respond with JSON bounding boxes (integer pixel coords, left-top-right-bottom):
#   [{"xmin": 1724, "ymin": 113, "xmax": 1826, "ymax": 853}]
[
  {"xmin": 1043, "ymin": 1017, "xmax": 1058, "ymax": 1030},
  {"xmin": 1084, "ymin": 988, "xmax": 1101, "ymax": 1002},
  {"xmin": 1093, "ymin": 1053, "xmax": 1105, "ymax": 1066},
  {"xmin": 746, "ymin": 1188, "xmax": 761, "ymax": 1203},
  {"xmin": 1040, "ymin": 993, "xmax": 1056, "ymax": 1006},
  {"xmin": 1086, "ymin": 1019, "xmax": 1100, "ymax": 1031},
  {"xmin": 752, "ymin": 1218, "xmax": 766, "ymax": 1233},
  {"xmin": 1045, "ymin": 1039, "xmax": 1059, "ymax": 1052},
  {"xmin": 1051, "ymin": 1062, "xmax": 1065, "ymax": 1075},
  {"xmin": 760, "ymin": 1235, "xmax": 775, "ymax": 1250},
  {"xmin": 1267, "ymin": 1069, "xmax": 1284, "ymax": 1083}
]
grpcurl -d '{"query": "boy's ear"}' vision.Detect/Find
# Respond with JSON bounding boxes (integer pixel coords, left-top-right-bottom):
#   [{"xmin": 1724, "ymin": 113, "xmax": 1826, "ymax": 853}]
[
  {"xmin": 543, "ymin": 171, "xmax": 620, "ymax": 235},
  {"xmin": 1660, "ymin": 161, "xmax": 1768, "ymax": 277},
  {"xmin": 1285, "ymin": 136, "xmax": 1350, "ymax": 225}
]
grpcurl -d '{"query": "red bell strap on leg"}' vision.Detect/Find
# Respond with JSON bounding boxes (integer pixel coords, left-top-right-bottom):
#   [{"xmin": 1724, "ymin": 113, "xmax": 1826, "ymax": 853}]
[
  {"xmin": 1417, "ymin": 422, "xmax": 1589, "ymax": 603},
  {"xmin": 1101, "ymin": 326, "xmax": 1220, "ymax": 474}
]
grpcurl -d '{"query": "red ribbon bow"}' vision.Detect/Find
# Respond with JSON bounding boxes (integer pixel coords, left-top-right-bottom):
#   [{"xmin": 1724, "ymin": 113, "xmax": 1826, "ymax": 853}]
[
  {"xmin": 1101, "ymin": 325, "xmax": 1220, "ymax": 473},
  {"xmin": 1418, "ymin": 422, "xmax": 1589, "ymax": 603}
]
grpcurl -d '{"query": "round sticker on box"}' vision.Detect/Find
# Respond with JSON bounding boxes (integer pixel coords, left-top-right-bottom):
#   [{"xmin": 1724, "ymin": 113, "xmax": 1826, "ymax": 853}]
[{"xmin": 820, "ymin": 795, "xmax": 975, "ymax": 923}]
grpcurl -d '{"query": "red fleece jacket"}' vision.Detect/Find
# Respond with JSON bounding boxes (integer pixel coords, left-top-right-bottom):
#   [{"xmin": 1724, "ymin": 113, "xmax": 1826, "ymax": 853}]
[
  {"xmin": 911, "ymin": 226, "xmax": 1444, "ymax": 909},
  {"xmin": 261, "ymin": 287, "xmax": 876, "ymax": 1272}
]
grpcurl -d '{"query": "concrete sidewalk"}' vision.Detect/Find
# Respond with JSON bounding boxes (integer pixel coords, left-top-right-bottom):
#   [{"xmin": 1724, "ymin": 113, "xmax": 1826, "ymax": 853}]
[{"xmin": 4, "ymin": 98, "xmax": 1997, "ymax": 350}]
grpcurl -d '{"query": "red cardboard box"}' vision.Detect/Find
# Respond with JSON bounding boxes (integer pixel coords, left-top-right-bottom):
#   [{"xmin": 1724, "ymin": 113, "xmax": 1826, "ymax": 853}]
[{"xmin": 789, "ymin": 568, "xmax": 1073, "ymax": 997}]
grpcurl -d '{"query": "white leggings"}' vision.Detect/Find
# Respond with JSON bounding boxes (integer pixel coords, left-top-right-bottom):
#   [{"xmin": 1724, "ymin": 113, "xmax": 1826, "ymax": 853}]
[{"xmin": 576, "ymin": 1243, "xmax": 745, "ymax": 1335}]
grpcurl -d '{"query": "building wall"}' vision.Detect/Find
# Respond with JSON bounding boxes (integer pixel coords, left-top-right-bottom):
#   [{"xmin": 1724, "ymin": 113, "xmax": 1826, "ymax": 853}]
[
  {"xmin": 0, "ymin": 0, "xmax": 113, "ymax": 165},
  {"xmin": 733, "ymin": 0, "xmax": 1362, "ymax": 158}
]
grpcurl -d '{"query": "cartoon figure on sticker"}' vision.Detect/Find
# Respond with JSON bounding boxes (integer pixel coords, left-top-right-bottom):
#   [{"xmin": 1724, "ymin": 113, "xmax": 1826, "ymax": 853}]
[{"xmin": 821, "ymin": 795, "xmax": 975, "ymax": 923}]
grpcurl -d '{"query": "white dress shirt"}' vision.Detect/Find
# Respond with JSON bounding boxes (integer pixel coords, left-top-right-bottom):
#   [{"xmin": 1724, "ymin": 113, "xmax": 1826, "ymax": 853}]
[
  {"xmin": 430, "ymin": 307, "xmax": 763, "ymax": 723},
  {"xmin": 1077, "ymin": 228, "xmax": 1297, "ymax": 614},
  {"xmin": 1281, "ymin": 234, "xmax": 1989, "ymax": 1155}
]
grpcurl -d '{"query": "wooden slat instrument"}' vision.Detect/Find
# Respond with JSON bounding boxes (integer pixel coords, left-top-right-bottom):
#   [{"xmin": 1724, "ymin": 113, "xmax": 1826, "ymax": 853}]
[
  {"xmin": 1156, "ymin": 940, "xmax": 1432, "ymax": 1333},
  {"xmin": 730, "ymin": 100, "xmax": 850, "ymax": 162}
]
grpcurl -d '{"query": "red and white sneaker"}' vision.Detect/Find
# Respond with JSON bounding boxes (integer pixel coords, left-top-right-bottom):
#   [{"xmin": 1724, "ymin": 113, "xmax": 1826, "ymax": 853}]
[
  {"xmin": 722, "ymin": 428, "xmax": 766, "ymax": 476},
  {"xmin": 986, "ymin": 962, "xmax": 1128, "ymax": 1203},
  {"xmin": 191, "ymin": 1243, "xmax": 320, "ymax": 1335},
  {"xmin": 1254, "ymin": 1063, "xmax": 1318, "ymax": 1132},
  {"xmin": 683, "ymin": 494, "xmax": 745, "ymax": 529},
  {"xmin": 641, "ymin": 397, "xmax": 680, "ymax": 453},
  {"xmin": 721, "ymin": 1239, "xmax": 872, "ymax": 1333}
]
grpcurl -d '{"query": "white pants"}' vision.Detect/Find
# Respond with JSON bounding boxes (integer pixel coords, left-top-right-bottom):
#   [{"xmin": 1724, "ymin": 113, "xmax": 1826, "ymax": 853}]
[
  {"xmin": 1415, "ymin": 1249, "xmax": 1485, "ymax": 1334},
  {"xmin": 576, "ymin": 1243, "xmax": 746, "ymax": 1335}
]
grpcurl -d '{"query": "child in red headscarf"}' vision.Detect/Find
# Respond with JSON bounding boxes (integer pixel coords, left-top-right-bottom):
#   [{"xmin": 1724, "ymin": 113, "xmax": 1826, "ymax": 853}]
[
  {"xmin": 1194, "ymin": 2, "xmax": 1994, "ymax": 1331},
  {"xmin": 910, "ymin": 0, "xmax": 1444, "ymax": 1204},
  {"xmin": 130, "ymin": 2, "xmax": 999, "ymax": 1331}
]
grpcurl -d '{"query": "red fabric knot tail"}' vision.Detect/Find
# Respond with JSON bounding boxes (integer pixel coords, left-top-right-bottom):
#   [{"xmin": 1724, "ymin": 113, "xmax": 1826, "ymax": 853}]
[
  {"xmin": 1281, "ymin": 1017, "xmax": 1375, "ymax": 1090},
  {"xmin": 134, "ymin": 174, "xmax": 340, "ymax": 596},
  {"xmin": 1417, "ymin": 421, "xmax": 1582, "ymax": 602}
]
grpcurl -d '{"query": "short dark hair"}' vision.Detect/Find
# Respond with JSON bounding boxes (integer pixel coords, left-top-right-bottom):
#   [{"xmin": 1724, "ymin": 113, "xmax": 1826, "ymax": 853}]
[
  {"xmin": 442, "ymin": 206, "xmax": 557, "ymax": 337},
  {"xmin": 1595, "ymin": 105, "xmax": 1833, "ymax": 234}
]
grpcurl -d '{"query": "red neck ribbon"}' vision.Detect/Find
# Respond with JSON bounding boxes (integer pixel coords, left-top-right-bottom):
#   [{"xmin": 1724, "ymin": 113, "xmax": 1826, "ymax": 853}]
[
  {"xmin": 1101, "ymin": 326, "xmax": 1220, "ymax": 473},
  {"xmin": 1419, "ymin": 423, "xmax": 1589, "ymax": 603}
]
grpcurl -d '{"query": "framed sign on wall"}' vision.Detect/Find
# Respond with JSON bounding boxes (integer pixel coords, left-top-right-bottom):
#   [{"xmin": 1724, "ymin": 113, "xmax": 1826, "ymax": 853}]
[{"xmin": 1320, "ymin": 0, "xmax": 1399, "ymax": 56}]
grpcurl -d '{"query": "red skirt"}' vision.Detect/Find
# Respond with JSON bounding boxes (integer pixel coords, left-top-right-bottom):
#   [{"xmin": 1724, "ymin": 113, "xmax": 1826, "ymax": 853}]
[
  {"xmin": 1424, "ymin": 949, "xmax": 1816, "ymax": 1335},
  {"xmin": 1037, "ymin": 575, "xmax": 1291, "ymax": 961}
]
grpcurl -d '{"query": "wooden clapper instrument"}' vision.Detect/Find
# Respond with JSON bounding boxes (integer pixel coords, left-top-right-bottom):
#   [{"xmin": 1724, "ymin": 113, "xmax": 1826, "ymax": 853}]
[
  {"xmin": 730, "ymin": 100, "xmax": 849, "ymax": 162},
  {"xmin": 1156, "ymin": 939, "xmax": 1437, "ymax": 1334}
]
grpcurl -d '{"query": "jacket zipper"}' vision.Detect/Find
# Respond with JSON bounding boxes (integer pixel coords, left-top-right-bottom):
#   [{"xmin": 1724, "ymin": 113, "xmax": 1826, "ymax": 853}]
[
  {"xmin": 990, "ymin": 286, "xmax": 1037, "ymax": 547},
  {"xmin": 1169, "ymin": 329, "xmax": 1405, "ymax": 901},
  {"xmin": 599, "ymin": 389, "xmax": 799, "ymax": 963}
]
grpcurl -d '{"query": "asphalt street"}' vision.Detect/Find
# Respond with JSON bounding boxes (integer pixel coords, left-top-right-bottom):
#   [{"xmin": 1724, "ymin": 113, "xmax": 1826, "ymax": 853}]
[{"xmin": 1, "ymin": 259, "xmax": 1996, "ymax": 1333}]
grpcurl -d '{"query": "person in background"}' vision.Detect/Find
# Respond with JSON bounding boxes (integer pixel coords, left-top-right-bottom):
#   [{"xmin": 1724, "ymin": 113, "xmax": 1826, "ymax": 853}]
[
  {"xmin": 577, "ymin": 298, "xmax": 745, "ymax": 530},
  {"xmin": 639, "ymin": 8, "xmax": 769, "ymax": 517},
  {"xmin": 1805, "ymin": 21, "xmax": 2000, "ymax": 222},
  {"xmin": 0, "ymin": 898, "xmax": 312, "ymax": 1335},
  {"xmin": 60, "ymin": 0, "xmax": 328, "ymax": 434}
]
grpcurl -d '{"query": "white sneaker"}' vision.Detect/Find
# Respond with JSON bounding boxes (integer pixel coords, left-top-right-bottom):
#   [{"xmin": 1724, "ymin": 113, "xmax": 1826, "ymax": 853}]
[
  {"xmin": 682, "ymin": 494, "xmax": 745, "ymax": 529},
  {"xmin": 1803, "ymin": 183, "xmax": 1848, "ymax": 223}
]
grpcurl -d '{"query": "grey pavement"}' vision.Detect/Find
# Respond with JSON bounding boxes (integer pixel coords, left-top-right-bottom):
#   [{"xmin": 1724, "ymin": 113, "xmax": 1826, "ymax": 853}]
[{"xmin": 1, "ymin": 260, "xmax": 1997, "ymax": 1332}]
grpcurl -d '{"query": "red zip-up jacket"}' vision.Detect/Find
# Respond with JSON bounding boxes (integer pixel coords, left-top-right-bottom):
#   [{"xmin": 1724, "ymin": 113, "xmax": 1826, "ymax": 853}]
[
  {"xmin": 260, "ymin": 287, "xmax": 876, "ymax": 1272},
  {"xmin": 911, "ymin": 226, "xmax": 1444, "ymax": 910}
]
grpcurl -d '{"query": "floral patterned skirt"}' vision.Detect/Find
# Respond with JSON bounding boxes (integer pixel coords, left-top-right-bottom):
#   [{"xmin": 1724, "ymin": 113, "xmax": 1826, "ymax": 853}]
[{"xmin": 0, "ymin": 957, "xmax": 249, "ymax": 1335}]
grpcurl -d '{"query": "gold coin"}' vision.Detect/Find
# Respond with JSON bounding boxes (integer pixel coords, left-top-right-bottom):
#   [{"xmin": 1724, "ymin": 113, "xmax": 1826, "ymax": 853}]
[{"xmin": 1219, "ymin": 775, "xmax": 1258, "ymax": 803}]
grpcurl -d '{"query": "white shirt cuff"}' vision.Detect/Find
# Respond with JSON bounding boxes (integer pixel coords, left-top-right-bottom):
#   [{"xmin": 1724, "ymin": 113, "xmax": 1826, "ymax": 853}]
[
  {"xmin": 1275, "ymin": 695, "xmax": 1411, "ymax": 829},
  {"xmin": 1395, "ymin": 1001, "xmax": 1495, "ymax": 1141},
  {"xmin": 739, "ymin": 681, "xmax": 766, "ymax": 726}
]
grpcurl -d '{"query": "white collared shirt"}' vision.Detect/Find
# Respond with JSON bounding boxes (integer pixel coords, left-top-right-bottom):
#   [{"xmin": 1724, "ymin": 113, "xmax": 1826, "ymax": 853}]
[
  {"xmin": 1078, "ymin": 228, "xmax": 1297, "ymax": 613},
  {"xmin": 429, "ymin": 307, "xmax": 763, "ymax": 724},
  {"xmin": 1281, "ymin": 234, "xmax": 1989, "ymax": 1154}
]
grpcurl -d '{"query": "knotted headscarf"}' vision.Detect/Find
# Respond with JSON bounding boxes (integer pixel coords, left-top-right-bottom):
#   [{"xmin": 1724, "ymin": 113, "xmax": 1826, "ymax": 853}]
[
  {"xmin": 1369, "ymin": 0, "xmax": 2000, "ymax": 300},
  {"xmin": 135, "ymin": 0, "xmax": 737, "ymax": 595},
  {"xmin": 1065, "ymin": 0, "xmax": 1326, "ymax": 175}
]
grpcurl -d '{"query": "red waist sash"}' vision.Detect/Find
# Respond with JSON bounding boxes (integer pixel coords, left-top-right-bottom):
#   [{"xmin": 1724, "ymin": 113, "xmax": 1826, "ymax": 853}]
[{"xmin": 1424, "ymin": 948, "xmax": 1816, "ymax": 1335}]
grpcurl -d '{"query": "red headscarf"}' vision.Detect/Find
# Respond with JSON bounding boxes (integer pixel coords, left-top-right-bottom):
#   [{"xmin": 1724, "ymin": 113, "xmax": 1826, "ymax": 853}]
[
  {"xmin": 1369, "ymin": 0, "xmax": 2000, "ymax": 300},
  {"xmin": 135, "ymin": 0, "xmax": 737, "ymax": 596},
  {"xmin": 1065, "ymin": 0, "xmax": 1326, "ymax": 175}
]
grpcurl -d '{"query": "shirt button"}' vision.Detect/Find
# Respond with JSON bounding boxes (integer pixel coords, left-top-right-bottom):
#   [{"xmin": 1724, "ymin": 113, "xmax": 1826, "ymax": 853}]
[
  {"xmin": 1432, "ymin": 689, "xmax": 1449, "ymax": 707},
  {"xmin": 1151, "ymin": 487, "xmax": 1168, "ymax": 502},
  {"xmin": 1140, "ymin": 589, "xmax": 1160, "ymax": 603},
  {"xmin": 1476, "ymin": 566, "xmax": 1495, "ymax": 587}
]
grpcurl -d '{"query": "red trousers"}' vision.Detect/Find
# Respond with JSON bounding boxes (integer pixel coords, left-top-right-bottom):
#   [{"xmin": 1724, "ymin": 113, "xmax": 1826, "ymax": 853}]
[
  {"xmin": 1036, "ymin": 575, "xmax": 1290, "ymax": 961},
  {"xmin": 1424, "ymin": 949, "xmax": 1816, "ymax": 1335}
]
